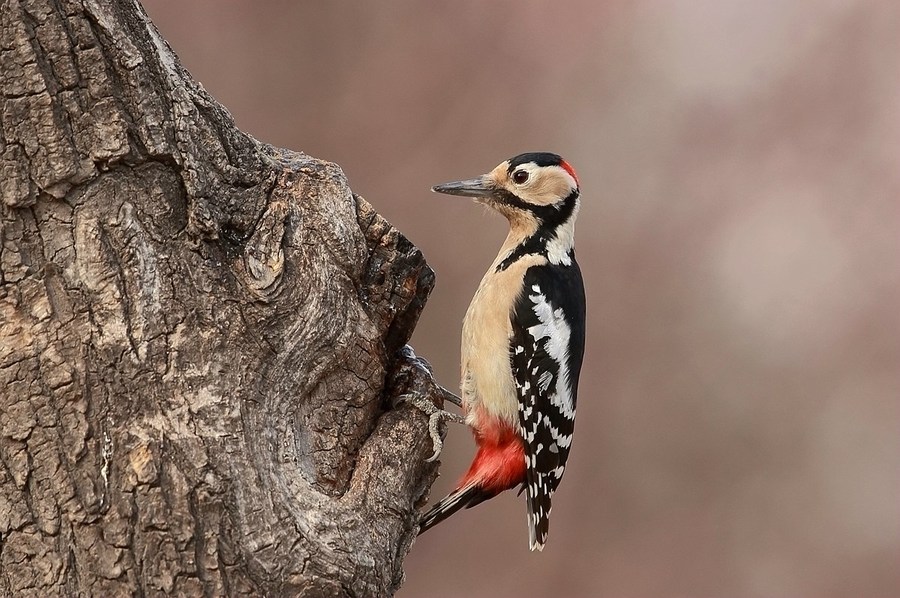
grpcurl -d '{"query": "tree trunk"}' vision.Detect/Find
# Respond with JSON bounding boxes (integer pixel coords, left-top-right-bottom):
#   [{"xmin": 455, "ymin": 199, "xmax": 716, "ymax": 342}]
[{"xmin": 0, "ymin": 1, "xmax": 445, "ymax": 596}]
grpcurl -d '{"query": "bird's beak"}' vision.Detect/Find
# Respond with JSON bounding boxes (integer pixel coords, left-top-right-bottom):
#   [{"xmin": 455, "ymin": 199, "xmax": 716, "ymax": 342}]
[{"xmin": 431, "ymin": 176, "xmax": 494, "ymax": 198}]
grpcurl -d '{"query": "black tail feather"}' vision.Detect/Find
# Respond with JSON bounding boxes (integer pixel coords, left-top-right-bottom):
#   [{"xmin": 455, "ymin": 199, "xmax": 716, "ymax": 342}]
[{"xmin": 418, "ymin": 484, "xmax": 494, "ymax": 535}]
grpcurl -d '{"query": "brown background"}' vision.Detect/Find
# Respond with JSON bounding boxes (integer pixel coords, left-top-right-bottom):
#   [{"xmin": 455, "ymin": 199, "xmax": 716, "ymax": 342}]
[{"xmin": 142, "ymin": 2, "xmax": 900, "ymax": 597}]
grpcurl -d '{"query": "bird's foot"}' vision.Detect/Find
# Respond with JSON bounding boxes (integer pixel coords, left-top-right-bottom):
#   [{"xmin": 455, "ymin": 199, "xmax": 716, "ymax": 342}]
[
  {"xmin": 392, "ymin": 345, "xmax": 465, "ymax": 461},
  {"xmin": 395, "ymin": 391, "xmax": 466, "ymax": 462}
]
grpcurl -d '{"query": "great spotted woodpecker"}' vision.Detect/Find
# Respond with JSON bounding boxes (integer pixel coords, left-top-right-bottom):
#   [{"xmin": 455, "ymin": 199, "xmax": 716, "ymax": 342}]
[{"xmin": 418, "ymin": 152, "xmax": 586, "ymax": 551}]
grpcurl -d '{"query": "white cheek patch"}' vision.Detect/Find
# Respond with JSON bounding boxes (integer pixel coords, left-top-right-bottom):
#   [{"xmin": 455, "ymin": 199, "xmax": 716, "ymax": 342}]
[
  {"xmin": 509, "ymin": 164, "xmax": 577, "ymax": 206},
  {"xmin": 558, "ymin": 170, "xmax": 578, "ymax": 195}
]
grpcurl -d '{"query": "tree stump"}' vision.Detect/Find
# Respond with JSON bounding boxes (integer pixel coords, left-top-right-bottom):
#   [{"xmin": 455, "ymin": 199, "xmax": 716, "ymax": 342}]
[{"xmin": 0, "ymin": 1, "xmax": 443, "ymax": 596}]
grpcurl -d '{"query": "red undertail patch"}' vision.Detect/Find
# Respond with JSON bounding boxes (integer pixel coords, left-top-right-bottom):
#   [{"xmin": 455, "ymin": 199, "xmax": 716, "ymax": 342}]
[{"xmin": 458, "ymin": 423, "xmax": 526, "ymax": 494}]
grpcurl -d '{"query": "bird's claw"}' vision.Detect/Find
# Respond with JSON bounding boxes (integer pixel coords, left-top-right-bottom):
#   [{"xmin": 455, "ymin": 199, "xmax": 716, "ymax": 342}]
[
  {"xmin": 393, "ymin": 345, "xmax": 466, "ymax": 461},
  {"xmin": 396, "ymin": 391, "xmax": 466, "ymax": 462}
]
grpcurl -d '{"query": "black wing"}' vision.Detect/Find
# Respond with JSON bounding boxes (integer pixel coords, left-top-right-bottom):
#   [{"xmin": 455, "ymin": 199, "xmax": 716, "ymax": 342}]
[{"xmin": 510, "ymin": 260, "xmax": 586, "ymax": 550}]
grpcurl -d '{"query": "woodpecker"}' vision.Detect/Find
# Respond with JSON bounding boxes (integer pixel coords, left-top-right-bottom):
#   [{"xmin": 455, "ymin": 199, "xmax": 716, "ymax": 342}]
[{"xmin": 418, "ymin": 152, "xmax": 586, "ymax": 551}]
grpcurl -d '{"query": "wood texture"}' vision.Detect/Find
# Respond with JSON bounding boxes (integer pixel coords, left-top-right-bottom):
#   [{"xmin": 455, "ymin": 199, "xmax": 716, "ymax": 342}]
[{"xmin": 0, "ymin": 1, "xmax": 444, "ymax": 595}]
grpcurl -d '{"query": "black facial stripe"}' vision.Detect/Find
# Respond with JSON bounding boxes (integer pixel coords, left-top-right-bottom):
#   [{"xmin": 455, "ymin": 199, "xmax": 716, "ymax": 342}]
[
  {"xmin": 507, "ymin": 152, "xmax": 563, "ymax": 171},
  {"xmin": 495, "ymin": 189, "xmax": 579, "ymax": 272},
  {"xmin": 494, "ymin": 188, "xmax": 578, "ymax": 221}
]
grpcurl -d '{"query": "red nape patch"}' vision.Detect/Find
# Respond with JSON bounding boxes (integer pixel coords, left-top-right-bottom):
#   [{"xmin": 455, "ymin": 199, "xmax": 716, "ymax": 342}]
[{"xmin": 560, "ymin": 159, "xmax": 580, "ymax": 187}]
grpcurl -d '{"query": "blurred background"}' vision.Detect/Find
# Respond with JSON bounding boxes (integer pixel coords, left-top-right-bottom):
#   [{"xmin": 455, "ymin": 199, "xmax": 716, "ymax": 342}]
[{"xmin": 142, "ymin": 2, "xmax": 900, "ymax": 596}]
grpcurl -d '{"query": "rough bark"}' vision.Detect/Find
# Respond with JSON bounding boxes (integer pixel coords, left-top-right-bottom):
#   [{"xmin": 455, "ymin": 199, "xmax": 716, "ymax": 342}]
[{"xmin": 0, "ymin": 1, "xmax": 445, "ymax": 596}]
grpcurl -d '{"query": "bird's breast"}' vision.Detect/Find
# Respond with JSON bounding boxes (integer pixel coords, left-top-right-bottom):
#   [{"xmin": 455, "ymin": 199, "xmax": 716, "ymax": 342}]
[{"xmin": 461, "ymin": 253, "xmax": 546, "ymax": 432}]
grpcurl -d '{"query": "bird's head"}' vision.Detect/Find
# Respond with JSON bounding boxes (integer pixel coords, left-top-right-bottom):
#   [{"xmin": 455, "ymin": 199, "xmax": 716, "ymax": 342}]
[{"xmin": 432, "ymin": 152, "xmax": 580, "ymax": 226}]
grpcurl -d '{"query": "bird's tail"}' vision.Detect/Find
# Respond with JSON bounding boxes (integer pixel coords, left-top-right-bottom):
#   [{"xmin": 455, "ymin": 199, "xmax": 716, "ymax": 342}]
[{"xmin": 418, "ymin": 482, "xmax": 492, "ymax": 535}]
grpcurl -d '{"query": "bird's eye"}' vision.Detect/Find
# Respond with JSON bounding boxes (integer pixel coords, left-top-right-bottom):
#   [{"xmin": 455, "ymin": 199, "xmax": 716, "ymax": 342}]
[{"xmin": 513, "ymin": 170, "xmax": 529, "ymax": 184}]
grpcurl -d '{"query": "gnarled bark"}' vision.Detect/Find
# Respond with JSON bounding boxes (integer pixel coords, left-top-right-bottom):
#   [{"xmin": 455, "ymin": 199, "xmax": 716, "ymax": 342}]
[{"xmin": 0, "ymin": 1, "xmax": 443, "ymax": 596}]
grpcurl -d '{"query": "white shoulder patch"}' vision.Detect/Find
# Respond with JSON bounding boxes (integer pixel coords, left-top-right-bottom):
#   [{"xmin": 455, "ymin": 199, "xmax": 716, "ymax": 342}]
[{"xmin": 525, "ymin": 286, "xmax": 576, "ymax": 420}]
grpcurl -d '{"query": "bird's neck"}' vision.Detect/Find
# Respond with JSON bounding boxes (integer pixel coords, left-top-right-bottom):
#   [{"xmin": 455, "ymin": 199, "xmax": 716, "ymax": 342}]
[
  {"xmin": 494, "ymin": 197, "xmax": 579, "ymax": 271},
  {"xmin": 544, "ymin": 215, "xmax": 577, "ymax": 266}
]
